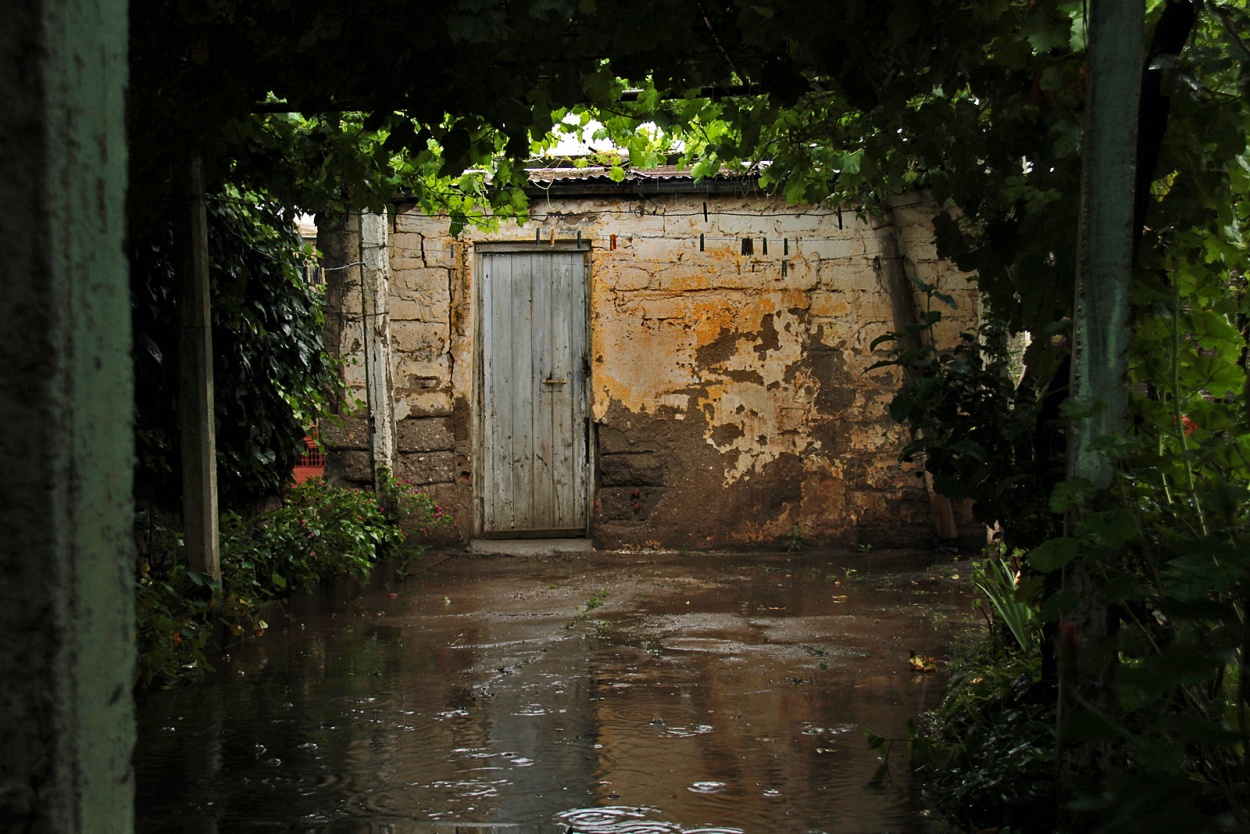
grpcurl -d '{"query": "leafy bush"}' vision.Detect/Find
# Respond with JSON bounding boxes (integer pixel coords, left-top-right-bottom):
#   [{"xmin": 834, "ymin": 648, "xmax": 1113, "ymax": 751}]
[
  {"xmin": 134, "ymin": 477, "xmax": 450, "ymax": 688},
  {"xmin": 871, "ymin": 314, "xmax": 1064, "ymax": 552},
  {"xmin": 879, "ymin": 270, "xmax": 1249, "ymax": 830},
  {"xmin": 134, "ymin": 561, "xmax": 217, "ymax": 689},
  {"xmin": 131, "ymin": 188, "xmax": 338, "ymax": 509},
  {"xmin": 375, "ymin": 467, "xmax": 455, "ymax": 545},
  {"xmin": 914, "ymin": 642, "xmax": 1057, "ymax": 833},
  {"xmin": 221, "ymin": 477, "xmax": 400, "ymax": 598}
]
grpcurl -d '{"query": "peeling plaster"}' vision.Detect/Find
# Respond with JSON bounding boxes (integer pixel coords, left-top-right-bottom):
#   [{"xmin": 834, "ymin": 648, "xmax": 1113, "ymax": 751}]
[{"xmin": 331, "ymin": 191, "xmax": 982, "ymax": 549}]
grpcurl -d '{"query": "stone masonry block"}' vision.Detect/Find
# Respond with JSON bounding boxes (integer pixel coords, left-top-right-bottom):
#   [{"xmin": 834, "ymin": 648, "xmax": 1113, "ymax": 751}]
[
  {"xmin": 326, "ymin": 450, "xmax": 372, "ymax": 484},
  {"xmin": 898, "ymin": 238, "xmax": 940, "ymax": 261},
  {"xmin": 390, "ymin": 293, "xmax": 451, "ymax": 324},
  {"xmin": 390, "ymin": 320, "xmax": 449, "ymax": 360},
  {"xmin": 394, "ymin": 212, "xmax": 449, "ymax": 234},
  {"xmin": 319, "ymin": 416, "xmax": 370, "ymax": 451},
  {"xmin": 401, "ymin": 390, "xmax": 454, "ymax": 417},
  {"xmin": 600, "ymin": 452, "xmax": 667, "ymax": 487},
  {"xmin": 609, "ymin": 266, "xmax": 653, "ymax": 291},
  {"xmin": 396, "ymin": 417, "xmax": 454, "ymax": 453},
  {"xmin": 387, "ymin": 232, "xmax": 457, "ymax": 269},
  {"xmin": 396, "ymin": 451, "xmax": 457, "ymax": 485},
  {"xmin": 809, "ymin": 290, "xmax": 852, "ymax": 318},
  {"xmin": 394, "ymin": 267, "xmax": 451, "ymax": 293},
  {"xmin": 596, "ymin": 486, "xmax": 665, "ymax": 522},
  {"xmin": 596, "ymin": 424, "xmax": 660, "ymax": 454},
  {"xmin": 798, "ymin": 236, "xmax": 874, "ymax": 261},
  {"xmin": 393, "ymin": 355, "xmax": 450, "ymax": 387}
]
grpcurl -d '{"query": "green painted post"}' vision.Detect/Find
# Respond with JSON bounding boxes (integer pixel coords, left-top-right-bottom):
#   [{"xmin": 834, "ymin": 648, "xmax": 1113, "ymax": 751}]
[
  {"xmin": 0, "ymin": 0, "xmax": 135, "ymax": 831},
  {"xmin": 1058, "ymin": 0, "xmax": 1144, "ymax": 812},
  {"xmin": 1067, "ymin": 0, "xmax": 1144, "ymax": 489}
]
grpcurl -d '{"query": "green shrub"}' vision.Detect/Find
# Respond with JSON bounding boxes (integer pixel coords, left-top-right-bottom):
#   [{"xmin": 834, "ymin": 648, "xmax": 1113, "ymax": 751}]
[
  {"xmin": 134, "ymin": 561, "xmax": 217, "ymax": 689},
  {"xmin": 134, "ymin": 477, "xmax": 450, "ymax": 688},
  {"xmin": 375, "ymin": 466, "xmax": 455, "ymax": 546},
  {"xmin": 914, "ymin": 641, "xmax": 1057, "ymax": 833},
  {"xmin": 971, "ymin": 548, "xmax": 1041, "ymax": 655},
  {"xmin": 220, "ymin": 477, "xmax": 401, "ymax": 600}
]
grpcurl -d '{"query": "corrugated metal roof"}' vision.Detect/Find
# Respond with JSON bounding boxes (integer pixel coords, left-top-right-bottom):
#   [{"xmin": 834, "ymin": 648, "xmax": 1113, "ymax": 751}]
[
  {"xmin": 395, "ymin": 165, "xmax": 761, "ymax": 209},
  {"xmin": 525, "ymin": 164, "xmax": 748, "ymax": 185},
  {"xmin": 522, "ymin": 164, "xmax": 759, "ymax": 197}
]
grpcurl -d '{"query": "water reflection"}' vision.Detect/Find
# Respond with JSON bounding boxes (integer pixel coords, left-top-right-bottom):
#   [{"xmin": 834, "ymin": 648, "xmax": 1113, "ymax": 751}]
[{"xmin": 134, "ymin": 551, "xmax": 969, "ymax": 833}]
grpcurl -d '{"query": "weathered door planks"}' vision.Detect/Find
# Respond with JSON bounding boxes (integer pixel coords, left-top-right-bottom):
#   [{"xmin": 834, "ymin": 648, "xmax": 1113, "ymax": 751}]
[{"xmin": 480, "ymin": 247, "xmax": 589, "ymax": 536}]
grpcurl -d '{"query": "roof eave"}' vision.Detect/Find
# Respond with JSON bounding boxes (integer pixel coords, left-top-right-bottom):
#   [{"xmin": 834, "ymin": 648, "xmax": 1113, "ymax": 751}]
[{"xmin": 523, "ymin": 176, "xmax": 762, "ymax": 199}]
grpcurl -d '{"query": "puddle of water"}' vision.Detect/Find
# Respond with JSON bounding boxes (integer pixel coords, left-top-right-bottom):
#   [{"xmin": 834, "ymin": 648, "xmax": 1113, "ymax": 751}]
[{"xmin": 134, "ymin": 551, "xmax": 970, "ymax": 833}]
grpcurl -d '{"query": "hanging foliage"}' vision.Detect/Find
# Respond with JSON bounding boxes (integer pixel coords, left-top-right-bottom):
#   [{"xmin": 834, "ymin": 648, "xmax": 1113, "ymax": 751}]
[{"xmin": 131, "ymin": 189, "xmax": 336, "ymax": 509}]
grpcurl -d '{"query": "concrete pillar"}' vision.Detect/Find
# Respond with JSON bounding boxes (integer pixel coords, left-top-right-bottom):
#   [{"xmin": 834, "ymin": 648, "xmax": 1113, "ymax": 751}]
[
  {"xmin": 360, "ymin": 212, "xmax": 396, "ymax": 477},
  {"xmin": 0, "ymin": 0, "xmax": 135, "ymax": 832},
  {"xmin": 317, "ymin": 212, "xmax": 395, "ymax": 486}
]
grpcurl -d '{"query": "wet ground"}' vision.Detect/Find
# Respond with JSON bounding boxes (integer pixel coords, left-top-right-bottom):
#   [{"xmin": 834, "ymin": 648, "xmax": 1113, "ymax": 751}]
[{"xmin": 134, "ymin": 549, "xmax": 975, "ymax": 834}]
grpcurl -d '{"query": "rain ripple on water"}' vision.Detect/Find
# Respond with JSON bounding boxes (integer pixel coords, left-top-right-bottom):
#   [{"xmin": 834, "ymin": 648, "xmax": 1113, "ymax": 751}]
[
  {"xmin": 558, "ymin": 805, "xmax": 745, "ymax": 834},
  {"xmin": 132, "ymin": 551, "xmax": 970, "ymax": 833}
]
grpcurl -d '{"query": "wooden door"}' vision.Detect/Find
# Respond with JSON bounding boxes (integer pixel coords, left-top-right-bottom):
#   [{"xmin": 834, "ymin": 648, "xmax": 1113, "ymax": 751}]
[{"xmin": 479, "ymin": 246, "xmax": 589, "ymax": 537}]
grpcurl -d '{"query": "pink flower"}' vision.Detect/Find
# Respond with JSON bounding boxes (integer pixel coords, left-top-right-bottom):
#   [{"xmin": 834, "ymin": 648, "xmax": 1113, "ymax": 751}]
[{"xmin": 1174, "ymin": 414, "xmax": 1198, "ymax": 436}]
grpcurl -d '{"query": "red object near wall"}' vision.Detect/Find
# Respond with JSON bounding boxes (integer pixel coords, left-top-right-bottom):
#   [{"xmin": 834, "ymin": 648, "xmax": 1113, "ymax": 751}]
[{"xmin": 292, "ymin": 434, "xmax": 325, "ymax": 484}]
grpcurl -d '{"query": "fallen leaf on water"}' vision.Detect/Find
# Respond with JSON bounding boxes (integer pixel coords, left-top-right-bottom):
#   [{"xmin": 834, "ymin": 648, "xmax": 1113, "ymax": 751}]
[{"xmin": 907, "ymin": 650, "xmax": 937, "ymax": 673}]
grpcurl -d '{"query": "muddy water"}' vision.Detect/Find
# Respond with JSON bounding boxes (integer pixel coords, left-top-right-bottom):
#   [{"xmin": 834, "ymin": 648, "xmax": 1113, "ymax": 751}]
[{"xmin": 134, "ymin": 550, "xmax": 972, "ymax": 834}]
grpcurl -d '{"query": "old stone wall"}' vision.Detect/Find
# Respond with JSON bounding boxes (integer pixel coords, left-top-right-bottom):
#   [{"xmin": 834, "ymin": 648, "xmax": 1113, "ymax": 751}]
[{"xmin": 329, "ymin": 191, "xmax": 979, "ymax": 550}]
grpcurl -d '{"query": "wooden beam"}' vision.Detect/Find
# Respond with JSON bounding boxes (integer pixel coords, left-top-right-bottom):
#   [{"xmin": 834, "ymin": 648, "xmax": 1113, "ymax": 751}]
[{"xmin": 176, "ymin": 156, "xmax": 221, "ymax": 582}]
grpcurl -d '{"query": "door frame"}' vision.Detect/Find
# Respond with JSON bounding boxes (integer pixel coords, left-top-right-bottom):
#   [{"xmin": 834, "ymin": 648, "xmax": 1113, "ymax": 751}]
[{"xmin": 472, "ymin": 240, "xmax": 594, "ymax": 539}]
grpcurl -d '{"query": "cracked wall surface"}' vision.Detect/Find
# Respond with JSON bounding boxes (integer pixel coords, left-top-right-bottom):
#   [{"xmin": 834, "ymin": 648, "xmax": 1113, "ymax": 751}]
[{"xmin": 330, "ymin": 191, "xmax": 979, "ymax": 551}]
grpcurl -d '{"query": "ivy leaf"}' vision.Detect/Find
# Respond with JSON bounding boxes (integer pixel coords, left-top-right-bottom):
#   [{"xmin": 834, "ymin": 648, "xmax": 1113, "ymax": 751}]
[
  {"xmin": 1075, "ymin": 510, "xmax": 1139, "ymax": 549},
  {"xmin": 1027, "ymin": 537, "xmax": 1078, "ymax": 573},
  {"xmin": 1049, "ymin": 479, "xmax": 1095, "ymax": 513},
  {"xmin": 1021, "ymin": 15, "xmax": 1070, "ymax": 54}
]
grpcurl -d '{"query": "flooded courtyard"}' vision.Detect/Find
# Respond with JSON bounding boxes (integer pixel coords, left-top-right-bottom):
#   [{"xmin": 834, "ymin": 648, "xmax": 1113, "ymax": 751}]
[{"xmin": 134, "ymin": 549, "xmax": 973, "ymax": 833}]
